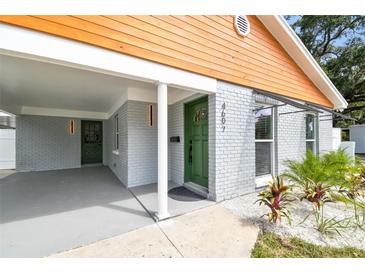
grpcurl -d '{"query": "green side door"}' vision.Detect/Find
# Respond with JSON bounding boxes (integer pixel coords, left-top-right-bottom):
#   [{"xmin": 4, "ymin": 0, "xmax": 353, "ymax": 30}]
[
  {"xmin": 81, "ymin": 121, "xmax": 103, "ymax": 165},
  {"xmin": 185, "ymin": 97, "xmax": 208, "ymax": 188}
]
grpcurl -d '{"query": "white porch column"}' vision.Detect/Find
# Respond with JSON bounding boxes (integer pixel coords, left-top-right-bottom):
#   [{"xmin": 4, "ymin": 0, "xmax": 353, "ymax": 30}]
[{"xmin": 157, "ymin": 82, "xmax": 170, "ymax": 220}]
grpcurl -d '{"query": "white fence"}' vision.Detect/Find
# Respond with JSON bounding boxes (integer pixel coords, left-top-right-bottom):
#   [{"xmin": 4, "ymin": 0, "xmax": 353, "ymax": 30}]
[
  {"xmin": 0, "ymin": 129, "xmax": 15, "ymax": 169},
  {"xmin": 332, "ymin": 128, "xmax": 356, "ymax": 160},
  {"xmin": 332, "ymin": 128, "xmax": 342, "ymax": 151},
  {"xmin": 350, "ymin": 125, "xmax": 365, "ymax": 154}
]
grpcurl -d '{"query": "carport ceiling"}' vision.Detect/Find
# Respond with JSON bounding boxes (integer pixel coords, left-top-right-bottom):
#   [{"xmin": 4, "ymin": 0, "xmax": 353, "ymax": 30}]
[{"xmin": 0, "ymin": 54, "xmax": 195, "ymax": 118}]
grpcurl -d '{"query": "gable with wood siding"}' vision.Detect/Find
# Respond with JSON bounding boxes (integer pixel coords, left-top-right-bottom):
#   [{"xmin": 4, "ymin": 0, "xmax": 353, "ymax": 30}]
[{"xmin": 0, "ymin": 15, "xmax": 333, "ymax": 108}]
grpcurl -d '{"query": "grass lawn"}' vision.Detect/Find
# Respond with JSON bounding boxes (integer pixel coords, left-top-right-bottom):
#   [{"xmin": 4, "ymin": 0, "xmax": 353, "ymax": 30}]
[{"xmin": 251, "ymin": 232, "xmax": 365, "ymax": 258}]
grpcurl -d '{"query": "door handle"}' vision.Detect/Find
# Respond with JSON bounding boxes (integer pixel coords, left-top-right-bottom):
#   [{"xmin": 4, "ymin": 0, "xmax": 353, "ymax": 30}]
[{"xmin": 189, "ymin": 140, "xmax": 193, "ymax": 165}]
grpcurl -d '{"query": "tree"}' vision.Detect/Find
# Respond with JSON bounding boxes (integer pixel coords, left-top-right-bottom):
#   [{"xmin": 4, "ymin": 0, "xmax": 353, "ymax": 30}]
[{"xmin": 285, "ymin": 16, "xmax": 365, "ymax": 126}]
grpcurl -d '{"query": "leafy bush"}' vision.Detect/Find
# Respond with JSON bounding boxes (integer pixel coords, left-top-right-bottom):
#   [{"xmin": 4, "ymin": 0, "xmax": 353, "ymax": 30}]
[
  {"xmin": 283, "ymin": 150, "xmax": 339, "ymax": 209},
  {"xmin": 339, "ymin": 157, "xmax": 365, "ymax": 199},
  {"xmin": 335, "ymin": 156, "xmax": 365, "ymax": 229},
  {"xmin": 283, "ymin": 149, "xmax": 356, "ymax": 209},
  {"xmin": 280, "ymin": 149, "xmax": 365, "ymax": 235},
  {"xmin": 256, "ymin": 150, "xmax": 365, "ymax": 237},
  {"xmin": 256, "ymin": 176, "xmax": 295, "ymax": 224}
]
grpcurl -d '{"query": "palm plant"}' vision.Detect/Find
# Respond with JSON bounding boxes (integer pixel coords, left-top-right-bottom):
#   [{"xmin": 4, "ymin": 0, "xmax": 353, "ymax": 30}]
[
  {"xmin": 256, "ymin": 176, "xmax": 295, "ymax": 224},
  {"xmin": 283, "ymin": 149, "xmax": 365, "ymax": 234},
  {"xmin": 283, "ymin": 150, "xmax": 337, "ymax": 209},
  {"xmin": 321, "ymin": 150, "xmax": 352, "ymax": 182}
]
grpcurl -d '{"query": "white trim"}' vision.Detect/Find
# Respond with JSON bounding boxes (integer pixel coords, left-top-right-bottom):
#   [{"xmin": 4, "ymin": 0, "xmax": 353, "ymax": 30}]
[
  {"xmin": 305, "ymin": 113, "xmax": 317, "ymax": 154},
  {"xmin": 255, "ymin": 103, "xmax": 275, "ymax": 179},
  {"xmin": 257, "ymin": 16, "xmax": 348, "ymax": 110},
  {"xmin": 107, "ymin": 93, "xmax": 128, "ymax": 120},
  {"xmin": 255, "ymin": 175, "xmax": 272, "ymax": 188},
  {"xmin": 20, "ymin": 106, "xmax": 107, "ymax": 120},
  {"xmin": 113, "ymin": 114, "xmax": 119, "ymax": 151},
  {"xmin": 157, "ymin": 82, "xmax": 170, "ymax": 220},
  {"xmin": 255, "ymin": 139, "xmax": 274, "ymax": 142},
  {"xmin": 112, "ymin": 150, "xmax": 119, "ymax": 155},
  {"xmin": 0, "ymin": 23, "xmax": 217, "ymax": 95}
]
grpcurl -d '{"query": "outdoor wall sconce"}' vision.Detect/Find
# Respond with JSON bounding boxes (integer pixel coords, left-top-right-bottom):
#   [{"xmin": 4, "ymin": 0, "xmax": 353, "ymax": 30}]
[
  {"xmin": 148, "ymin": 104, "xmax": 154, "ymax": 127},
  {"xmin": 69, "ymin": 119, "xmax": 76, "ymax": 135}
]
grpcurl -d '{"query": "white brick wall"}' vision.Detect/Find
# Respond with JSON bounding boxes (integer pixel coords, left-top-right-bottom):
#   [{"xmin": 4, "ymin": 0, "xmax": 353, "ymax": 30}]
[
  {"xmin": 210, "ymin": 82, "xmax": 256, "ymax": 201},
  {"xmin": 168, "ymin": 100, "xmax": 184, "ymax": 185},
  {"xmin": 106, "ymin": 102, "xmax": 128, "ymax": 185},
  {"xmin": 127, "ymin": 101, "xmax": 158, "ymax": 187},
  {"xmin": 277, "ymin": 105, "xmax": 307, "ymax": 174},
  {"xmin": 318, "ymin": 111, "xmax": 333, "ymax": 154},
  {"xmin": 208, "ymin": 94, "xmax": 216, "ymax": 198},
  {"xmin": 16, "ymin": 115, "xmax": 81, "ymax": 171},
  {"xmin": 16, "ymin": 87, "xmax": 334, "ymax": 202}
]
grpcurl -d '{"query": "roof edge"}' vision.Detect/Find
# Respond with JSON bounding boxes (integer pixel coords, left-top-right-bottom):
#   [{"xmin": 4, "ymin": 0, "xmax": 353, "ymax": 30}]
[{"xmin": 257, "ymin": 15, "xmax": 348, "ymax": 110}]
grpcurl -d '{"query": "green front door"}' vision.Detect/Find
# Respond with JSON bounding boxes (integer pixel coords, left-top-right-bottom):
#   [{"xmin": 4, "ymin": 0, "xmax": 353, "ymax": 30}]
[
  {"xmin": 81, "ymin": 120, "xmax": 103, "ymax": 165},
  {"xmin": 185, "ymin": 97, "xmax": 208, "ymax": 188}
]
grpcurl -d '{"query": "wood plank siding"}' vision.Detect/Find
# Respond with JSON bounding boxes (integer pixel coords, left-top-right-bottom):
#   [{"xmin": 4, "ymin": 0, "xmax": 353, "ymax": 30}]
[{"xmin": 0, "ymin": 15, "xmax": 333, "ymax": 107}]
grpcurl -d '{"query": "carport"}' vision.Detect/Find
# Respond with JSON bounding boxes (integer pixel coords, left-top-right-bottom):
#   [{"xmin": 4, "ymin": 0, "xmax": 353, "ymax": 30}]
[
  {"xmin": 0, "ymin": 166, "xmax": 154, "ymax": 257},
  {"xmin": 0, "ymin": 23, "xmax": 217, "ymax": 257}
]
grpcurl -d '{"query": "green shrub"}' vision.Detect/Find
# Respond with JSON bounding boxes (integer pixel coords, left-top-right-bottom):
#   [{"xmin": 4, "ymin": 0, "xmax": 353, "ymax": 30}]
[
  {"xmin": 282, "ymin": 149, "xmax": 365, "ymax": 234},
  {"xmin": 283, "ymin": 150, "xmax": 340, "ymax": 209}
]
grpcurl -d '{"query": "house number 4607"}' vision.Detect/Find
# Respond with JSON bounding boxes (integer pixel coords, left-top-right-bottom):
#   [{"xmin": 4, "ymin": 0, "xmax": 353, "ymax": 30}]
[{"xmin": 221, "ymin": 102, "xmax": 226, "ymax": 132}]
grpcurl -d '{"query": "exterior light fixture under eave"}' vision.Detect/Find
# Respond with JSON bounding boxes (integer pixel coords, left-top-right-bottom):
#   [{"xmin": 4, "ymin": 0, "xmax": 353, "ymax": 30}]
[{"xmin": 69, "ymin": 119, "xmax": 76, "ymax": 135}]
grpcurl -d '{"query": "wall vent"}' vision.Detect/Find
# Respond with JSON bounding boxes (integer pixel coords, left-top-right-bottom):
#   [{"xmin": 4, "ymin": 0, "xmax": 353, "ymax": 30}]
[{"xmin": 234, "ymin": 15, "xmax": 250, "ymax": 37}]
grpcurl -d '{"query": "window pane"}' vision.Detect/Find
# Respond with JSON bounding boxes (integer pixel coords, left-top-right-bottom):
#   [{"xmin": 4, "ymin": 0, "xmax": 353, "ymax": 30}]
[
  {"xmin": 306, "ymin": 114, "xmax": 314, "ymax": 139},
  {"xmin": 255, "ymin": 142, "xmax": 272, "ymax": 176},
  {"xmin": 306, "ymin": 141, "xmax": 314, "ymax": 152},
  {"xmin": 255, "ymin": 108, "xmax": 273, "ymax": 139}
]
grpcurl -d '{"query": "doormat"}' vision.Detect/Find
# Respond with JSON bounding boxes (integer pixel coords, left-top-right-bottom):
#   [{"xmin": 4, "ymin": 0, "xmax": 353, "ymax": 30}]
[{"xmin": 168, "ymin": 186, "xmax": 206, "ymax": 202}]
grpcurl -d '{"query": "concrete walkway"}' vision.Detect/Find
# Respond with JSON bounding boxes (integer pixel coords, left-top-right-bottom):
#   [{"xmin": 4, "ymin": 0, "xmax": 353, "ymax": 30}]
[{"xmin": 50, "ymin": 204, "xmax": 259, "ymax": 258}]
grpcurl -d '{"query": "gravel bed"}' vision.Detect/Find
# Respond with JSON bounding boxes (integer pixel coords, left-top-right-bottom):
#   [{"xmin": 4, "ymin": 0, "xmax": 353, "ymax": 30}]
[{"xmin": 222, "ymin": 191, "xmax": 365, "ymax": 250}]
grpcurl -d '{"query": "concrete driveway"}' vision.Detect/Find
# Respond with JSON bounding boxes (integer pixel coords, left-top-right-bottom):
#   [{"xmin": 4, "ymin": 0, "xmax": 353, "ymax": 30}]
[{"xmin": 0, "ymin": 167, "xmax": 154, "ymax": 257}]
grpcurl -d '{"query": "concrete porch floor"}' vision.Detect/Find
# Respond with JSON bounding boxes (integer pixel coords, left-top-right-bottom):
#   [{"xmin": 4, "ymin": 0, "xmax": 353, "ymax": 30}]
[
  {"xmin": 0, "ymin": 166, "xmax": 154, "ymax": 257},
  {"xmin": 130, "ymin": 182, "xmax": 215, "ymax": 220}
]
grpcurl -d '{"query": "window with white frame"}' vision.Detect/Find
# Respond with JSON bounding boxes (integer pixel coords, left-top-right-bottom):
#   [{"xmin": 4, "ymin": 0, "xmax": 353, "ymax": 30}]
[
  {"xmin": 255, "ymin": 106, "xmax": 274, "ymax": 177},
  {"xmin": 306, "ymin": 114, "xmax": 316, "ymax": 152},
  {"xmin": 114, "ymin": 114, "xmax": 119, "ymax": 151}
]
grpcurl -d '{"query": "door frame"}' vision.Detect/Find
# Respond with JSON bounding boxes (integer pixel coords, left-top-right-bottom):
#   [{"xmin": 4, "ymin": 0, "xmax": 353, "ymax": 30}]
[
  {"xmin": 81, "ymin": 120, "xmax": 103, "ymax": 165},
  {"xmin": 184, "ymin": 96, "xmax": 209, "ymax": 187}
]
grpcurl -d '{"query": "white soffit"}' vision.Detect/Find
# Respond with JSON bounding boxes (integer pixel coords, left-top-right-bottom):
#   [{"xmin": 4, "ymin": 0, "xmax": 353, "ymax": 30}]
[
  {"xmin": 0, "ymin": 54, "xmax": 201, "ymax": 119},
  {"xmin": 257, "ymin": 15, "xmax": 348, "ymax": 110},
  {"xmin": 0, "ymin": 23, "xmax": 217, "ymax": 95}
]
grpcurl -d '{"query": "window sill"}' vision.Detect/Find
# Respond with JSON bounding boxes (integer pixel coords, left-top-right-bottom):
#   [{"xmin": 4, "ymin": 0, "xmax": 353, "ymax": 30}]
[
  {"xmin": 255, "ymin": 175, "xmax": 272, "ymax": 188},
  {"xmin": 112, "ymin": 150, "xmax": 119, "ymax": 155}
]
